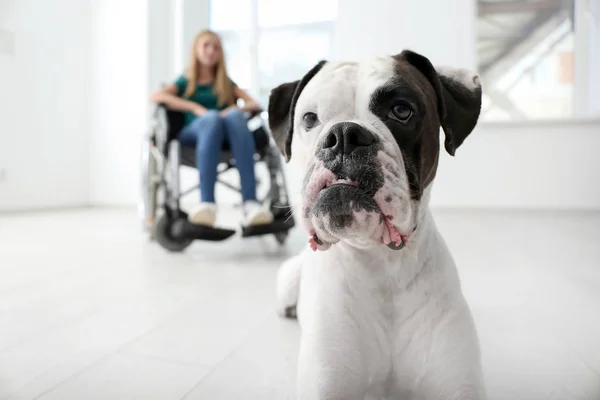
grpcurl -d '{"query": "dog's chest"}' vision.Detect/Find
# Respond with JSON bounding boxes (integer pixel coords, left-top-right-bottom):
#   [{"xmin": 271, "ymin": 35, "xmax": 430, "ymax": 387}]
[{"xmin": 304, "ymin": 247, "xmax": 439, "ymax": 397}]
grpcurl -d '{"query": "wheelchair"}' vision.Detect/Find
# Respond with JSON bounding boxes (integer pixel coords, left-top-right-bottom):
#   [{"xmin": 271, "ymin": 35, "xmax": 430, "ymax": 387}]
[{"xmin": 139, "ymin": 103, "xmax": 295, "ymax": 252}]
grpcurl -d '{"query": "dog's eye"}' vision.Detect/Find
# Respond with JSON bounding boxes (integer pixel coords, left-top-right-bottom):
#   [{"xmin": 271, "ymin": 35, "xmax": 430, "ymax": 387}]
[
  {"xmin": 302, "ymin": 112, "xmax": 319, "ymax": 130},
  {"xmin": 389, "ymin": 104, "xmax": 413, "ymax": 123}
]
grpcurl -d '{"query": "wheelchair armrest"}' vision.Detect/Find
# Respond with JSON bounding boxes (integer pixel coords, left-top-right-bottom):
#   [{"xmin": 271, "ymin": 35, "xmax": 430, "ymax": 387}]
[
  {"xmin": 246, "ymin": 109, "xmax": 263, "ymax": 120},
  {"xmin": 153, "ymin": 102, "xmax": 170, "ymax": 115},
  {"xmin": 153, "ymin": 102, "xmax": 265, "ymax": 148},
  {"xmin": 151, "ymin": 103, "xmax": 185, "ymax": 151},
  {"xmin": 157, "ymin": 103, "xmax": 262, "ymax": 121}
]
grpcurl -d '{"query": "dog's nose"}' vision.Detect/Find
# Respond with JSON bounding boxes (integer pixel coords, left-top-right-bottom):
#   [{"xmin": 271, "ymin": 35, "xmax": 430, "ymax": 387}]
[{"xmin": 321, "ymin": 122, "xmax": 375, "ymax": 156}]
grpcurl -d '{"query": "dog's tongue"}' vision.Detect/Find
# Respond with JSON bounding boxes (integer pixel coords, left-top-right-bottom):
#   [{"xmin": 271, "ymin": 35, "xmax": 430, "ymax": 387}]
[{"xmin": 382, "ymin": 217, "xmax": 406, "ymax": 250}]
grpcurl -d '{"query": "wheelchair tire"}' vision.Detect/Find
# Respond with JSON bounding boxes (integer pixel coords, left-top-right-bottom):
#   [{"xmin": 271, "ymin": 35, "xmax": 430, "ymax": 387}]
[
  {"xmin": 274, "ymin": 231, "xmax": 288, "ymax": 246},
  {"xmin": 140, "ymin": 138, "xmax": 159, "ymax": 235},
  {"xmin": 153, "ymin": 214, "xmax": 193, "ymax": 252}
]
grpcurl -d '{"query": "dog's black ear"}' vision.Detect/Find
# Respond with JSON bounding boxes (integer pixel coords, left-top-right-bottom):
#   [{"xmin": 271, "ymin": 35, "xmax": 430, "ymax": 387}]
[
  {"xmin": 268, "ymin": 60, "xmax": 327, "ymax": 162},
  {"xmin": 267, "ymin": 80, "xmax": 299, "ymax": 162},
  {"xmin": 396, "ymin": 50, "xmax": 482, "ymax": 156}
]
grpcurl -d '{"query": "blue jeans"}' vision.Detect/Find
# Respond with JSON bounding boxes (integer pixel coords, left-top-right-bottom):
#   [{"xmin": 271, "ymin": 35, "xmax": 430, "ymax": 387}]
[{"xmin": 178, "ymin": 109, "xmax": 257, "ymax": 203}]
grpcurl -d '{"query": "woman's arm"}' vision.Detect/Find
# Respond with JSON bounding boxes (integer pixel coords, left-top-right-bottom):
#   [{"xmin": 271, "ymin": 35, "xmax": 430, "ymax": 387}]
[
  {"xmin": 234, "ymin": 85, "xmax": 262, "ymax": 112},
  {"xmin": 150, "ymin": 84, "xmax": 206, "ymax": 116}
]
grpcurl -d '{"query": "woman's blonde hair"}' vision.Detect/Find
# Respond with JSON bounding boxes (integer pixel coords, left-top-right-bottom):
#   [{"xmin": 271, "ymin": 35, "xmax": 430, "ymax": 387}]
[{"xmin": 183, "ymin": 30, "xmax": 236, "ymax": 107}]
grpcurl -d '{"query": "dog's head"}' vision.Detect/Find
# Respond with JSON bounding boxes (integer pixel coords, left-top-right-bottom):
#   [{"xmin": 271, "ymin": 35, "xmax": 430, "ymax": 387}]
[{"xmin": 268, "ymin": 50, "xmax": 482, "ymax": 251}]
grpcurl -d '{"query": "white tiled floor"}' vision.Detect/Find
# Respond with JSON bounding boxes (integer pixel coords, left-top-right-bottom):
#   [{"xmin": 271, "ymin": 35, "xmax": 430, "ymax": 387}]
[{"xmin": 0, "ymin": 207, "xmax": 599, "ymax": 400}]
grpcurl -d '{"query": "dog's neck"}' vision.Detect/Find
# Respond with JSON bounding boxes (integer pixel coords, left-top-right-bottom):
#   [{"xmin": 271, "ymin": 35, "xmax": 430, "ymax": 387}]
[{"xmin": 312, "ymin": 206, "xmax": 438, "ymax": 287}]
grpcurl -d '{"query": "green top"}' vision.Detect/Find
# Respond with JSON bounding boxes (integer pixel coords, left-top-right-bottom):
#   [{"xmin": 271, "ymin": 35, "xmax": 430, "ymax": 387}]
[{"xmin": 174, "ymin": 75, "xmax": 236, "ymax": 127}]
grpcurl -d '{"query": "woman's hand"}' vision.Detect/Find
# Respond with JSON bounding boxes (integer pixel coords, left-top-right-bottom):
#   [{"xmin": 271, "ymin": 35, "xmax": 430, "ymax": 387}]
[
  {"xmin": 233, "ymin": 86, "xmax": 262, "ymax": 113},
  {"xmin": 150, "ymin": 84, "xmax": 203, "ymax": 115},
  {"xmin": 241, "ymin": 102, "xmax": 261, "ymax": 112},
  {"xmin": 192, "ymin": 104, "xmax": 208, "ymax": 116},
  {"xmin": 219, "ymin": 105, "xmax": 239, "ymax": 116}
]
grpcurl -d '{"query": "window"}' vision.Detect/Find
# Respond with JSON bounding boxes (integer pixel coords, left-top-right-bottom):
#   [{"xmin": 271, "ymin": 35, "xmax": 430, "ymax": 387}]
[
  {"xmin": 210, "ymin": 0, "xmax": 337, "ymax": 107},
  {"xmin": 218, "ymin": 30, "xmax": 254, "ymax": 91},
  {"xmin": 210, "ymin": 0, "xmax": 252, "ymax": 31},
  {"xmin": 209, "ymin": 0, "xmax": 254, "ymax": 90},
  {"xmin": 257, "ymin": 0, "xmax": 337, "ymax": 27},
  {"xmin": 477, "ymin": 0, "xmax": 576, "ymax": 121},
  {"xmin": 257, "ymin": 22, "xmax": 333, "ymax": 106}
]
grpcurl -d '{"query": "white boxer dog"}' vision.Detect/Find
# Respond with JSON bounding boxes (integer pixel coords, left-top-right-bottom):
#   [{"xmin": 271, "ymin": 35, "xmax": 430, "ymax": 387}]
[{"xmin": 268, "ymin": 50, "xmax": 485, "ymax": 400}]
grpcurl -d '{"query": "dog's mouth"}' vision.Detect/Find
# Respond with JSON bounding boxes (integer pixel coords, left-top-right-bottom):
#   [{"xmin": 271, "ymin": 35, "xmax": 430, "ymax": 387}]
[
  {"xmin": 382, "ymin": 217, "xmax": 408, "ymax": 250},
  {"xmin": 314, "ymin": 180, "xmax": 378, "ymax": 217},
  {"xmin": 323, "ymin": 178, "xmax": 359, "ymax": 189},
  {"xmin": 309, "ymin": 217, "xmax": 408, "ymax": 252},
  {"xmin": 306, "ymin": 176, "xmax": 411, "ymax": 252}
]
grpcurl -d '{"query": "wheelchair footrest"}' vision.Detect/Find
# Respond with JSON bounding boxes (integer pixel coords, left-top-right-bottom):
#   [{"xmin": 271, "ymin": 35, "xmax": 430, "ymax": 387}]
[
  {"xmin": 241, "ymin": 216, "xmax": 295, "ymax": 238},
  {"xmin": 172, "ymin": 218, "xmax": 236, "ymax": 241}
]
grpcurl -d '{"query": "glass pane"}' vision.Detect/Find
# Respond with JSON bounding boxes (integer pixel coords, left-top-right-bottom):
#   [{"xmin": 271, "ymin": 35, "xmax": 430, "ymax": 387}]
[
  {"xmin": 209, "ymin": 0, "xmax": 253, "ymax": 91},
  {"xmin": 258, "ymin": 0, "xmax": 337, "ymax": 27},
  {"xmin": 218, "ymin": 30, "xmax": 253, "ymax": 90},
  {"xmin": 257, "ymin": 23, "xmax": 333, "ymax": 106},
  {"xmin": 210, "ymin": 0, "xmax": 252, "ymax": 31},
  {"xmin": 477, "ymin": 0, "xmax": 575, "ymax": 121}
]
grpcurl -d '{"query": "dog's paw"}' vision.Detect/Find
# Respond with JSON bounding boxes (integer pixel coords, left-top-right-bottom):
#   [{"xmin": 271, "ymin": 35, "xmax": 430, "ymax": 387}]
[
  {"xmin": 277, "ymin": 304, "xmax": 297, "ymax": 319},
  {"xmin": 275, "ymin": 253, "xmax": 303, "ymax": 319}
]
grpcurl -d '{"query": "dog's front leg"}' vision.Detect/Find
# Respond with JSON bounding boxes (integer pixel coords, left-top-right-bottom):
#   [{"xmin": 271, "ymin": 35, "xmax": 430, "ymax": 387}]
[
  {"xmin": 295, "ymin": 261, "xmax": 370, "ymax": 400},
  {"xmin": 296, "ymin": 331, "xmax": 368, "ymax": 400},
  {"xmin": 276, "ymin": 248, "xmax": 308, "ymax": 318},
  {"xmin": 412, "ymin": 306, "xmax": 487, "ymax": 400}
]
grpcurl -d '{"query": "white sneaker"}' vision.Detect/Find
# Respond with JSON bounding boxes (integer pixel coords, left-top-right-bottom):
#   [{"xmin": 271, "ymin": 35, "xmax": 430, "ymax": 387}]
[
  {"xmin": 188, "ymin": 202, "xmax": 217, "ymax": 226},
  {"xmin": 242, "ymin": 200, "xmax": 274, "ymax": 227}
]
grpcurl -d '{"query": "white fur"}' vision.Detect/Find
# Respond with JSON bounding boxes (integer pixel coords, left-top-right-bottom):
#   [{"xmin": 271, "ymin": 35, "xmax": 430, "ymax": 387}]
[
  {"xmin": 278, "ymin": 58, "xmax": 485, "ymax": 400},
  {"xmin": 436, "ymin": 65, "xmax": 481, "ymax": 89}
]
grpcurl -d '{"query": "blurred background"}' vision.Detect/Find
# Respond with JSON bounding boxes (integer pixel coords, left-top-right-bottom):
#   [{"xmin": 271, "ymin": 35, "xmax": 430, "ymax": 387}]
[
  {"xmin": 1, "ymin": 1, "xmax": 599, "ymax": 399},
  {"xmin": 1, "ymin": 0, "xmax": 598, "ymax": 211}
]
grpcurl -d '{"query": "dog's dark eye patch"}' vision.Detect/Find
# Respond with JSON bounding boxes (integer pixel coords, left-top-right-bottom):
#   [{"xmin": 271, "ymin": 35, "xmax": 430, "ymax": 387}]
[
  {"xmin": 369, "ymin": 85, "xmax": 424, "ymax": 149},
  {"xmin": 369, "ymin": 83, "xmax": 423, "ymax": 125},
  {"xmin": 368, "ymin": 79, "xmax": 429, "ymax": 201}
]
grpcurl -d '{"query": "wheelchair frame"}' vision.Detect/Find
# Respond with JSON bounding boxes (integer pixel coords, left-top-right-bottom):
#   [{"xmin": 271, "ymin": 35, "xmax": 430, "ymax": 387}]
[{"xmin": 140, "ymin": 104, "xmax": 295, "ymax": 252}]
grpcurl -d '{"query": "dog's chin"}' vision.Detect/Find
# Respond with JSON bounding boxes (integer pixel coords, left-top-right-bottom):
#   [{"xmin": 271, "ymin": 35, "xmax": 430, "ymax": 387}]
[
  {"xmin": 314, "ymin": 184, "xmax": 379, "ymax": 223},
  {"xmin": 304, "ymin": 184, "xmax": 406, "ymax": 251}
]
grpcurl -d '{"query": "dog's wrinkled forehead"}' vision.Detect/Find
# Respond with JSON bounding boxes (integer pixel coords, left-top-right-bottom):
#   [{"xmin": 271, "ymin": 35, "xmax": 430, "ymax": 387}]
[
  {"xmin": 294, "ymin": 57, "xmax": 403, "ymax": 122},
  {"xmin": 295, "ymin": 62, "xmax": 359, "ymax": 119}
]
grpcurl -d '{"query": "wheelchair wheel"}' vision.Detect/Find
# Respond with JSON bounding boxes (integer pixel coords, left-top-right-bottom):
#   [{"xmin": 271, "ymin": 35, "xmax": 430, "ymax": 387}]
[
  {"xmin": 274, "ymin": 231, "xmax": 288, "ymax": 246},
  {"xmin": 140, "ymin": 137, "xmax": 160, "ymax": 235},
  {"xmin": 152, "ymin": 213, "xmax": 193, "ymax": 252},
  {"xmin": 264, "ymin": 145, "xmax": 293, "ymax": 214}
]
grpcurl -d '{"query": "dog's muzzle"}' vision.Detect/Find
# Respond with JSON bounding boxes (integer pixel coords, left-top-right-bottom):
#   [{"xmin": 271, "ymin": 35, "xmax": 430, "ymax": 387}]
[
  {"xmin": 312, "ymin": 122, "xmax": 381, "ymax": 220},
  {"xmin": 303, "ymin": 122, "xmax": 411, "ymax": 252}
]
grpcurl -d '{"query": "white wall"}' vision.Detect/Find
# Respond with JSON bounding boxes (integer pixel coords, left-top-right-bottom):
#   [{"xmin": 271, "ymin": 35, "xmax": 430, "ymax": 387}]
[
  {"xmin": 0, "ymin": 0, "xmax": 91, "ymax": 211},
  {"xmin": 89, "ymin": 0, "xmax": 213, "ymax": 207},
  {"xmin": 283, "ymin": 118, "xmax": 600, "ymax": 210},
  {"xmin": 431, "ymin": 119, "xmax": 600, "ymax": 210},
  {"xmin": 148, "ymin": 0, "xmax": 211, "ymax": 89},
  {"xmin": 149, "ymin": 0, "xmax": 177, "ymax": 95},
  {"xmin": 88, "ymin": 0, "xmax": 150, "ymax": 206},
  {"xmin": 0, "ymin": 0, "xmax": 221, "ymax": 210},
  {"xmin": 179, "ymin": 0, "xmax": 211, "ymax": 72},
  {"xmin": 574, "ymin": 0, "xmax": 600, "ymax": 116}
]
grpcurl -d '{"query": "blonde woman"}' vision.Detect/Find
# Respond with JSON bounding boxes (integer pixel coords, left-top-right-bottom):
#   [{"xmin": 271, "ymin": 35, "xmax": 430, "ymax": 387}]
[{"xmin": 151, "ymin": 30, "xmax": 273, "ymax": 227}]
